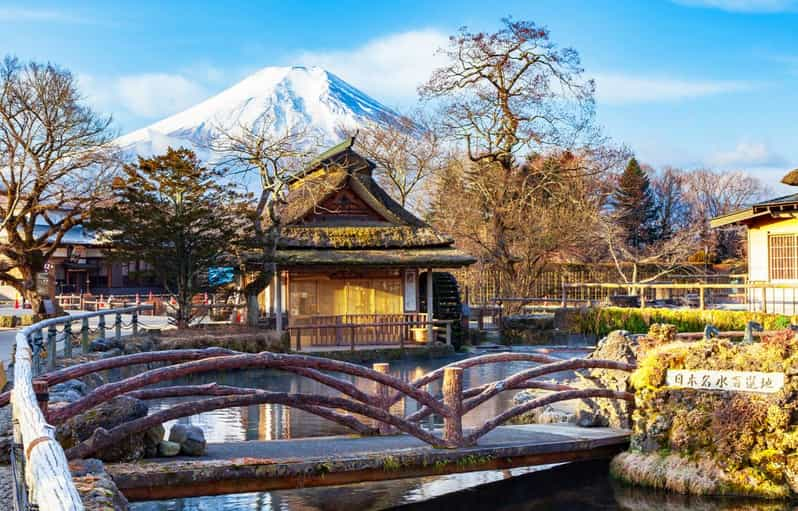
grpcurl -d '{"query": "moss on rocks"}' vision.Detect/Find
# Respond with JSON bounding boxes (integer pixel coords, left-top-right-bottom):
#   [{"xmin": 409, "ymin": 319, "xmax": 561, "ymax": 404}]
[{"xmin": 614, "ymin": 329, "xmax": 798, "ymax": 499}]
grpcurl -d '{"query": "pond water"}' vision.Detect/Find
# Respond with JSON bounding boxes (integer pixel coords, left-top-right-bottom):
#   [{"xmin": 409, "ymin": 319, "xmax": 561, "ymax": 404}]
[
  {"xmin": 129, "ymin": 344, "xmax": 796, "ymax": 510},
  {"xmin": 131, "ymin": 460, "xmax": 788, "ymax": 511}
]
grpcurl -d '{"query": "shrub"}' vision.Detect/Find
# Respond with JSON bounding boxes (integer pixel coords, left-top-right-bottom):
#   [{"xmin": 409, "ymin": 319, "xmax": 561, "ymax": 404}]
[{"xmin": 571, "ymin": 307, "xmax": 793, "ymax": 337}]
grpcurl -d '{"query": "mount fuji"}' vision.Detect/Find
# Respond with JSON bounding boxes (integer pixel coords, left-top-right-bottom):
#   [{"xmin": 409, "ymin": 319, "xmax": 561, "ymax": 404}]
[{"xmin": 115, "ymin": 66, "xmax": 401, "ymax": 160}]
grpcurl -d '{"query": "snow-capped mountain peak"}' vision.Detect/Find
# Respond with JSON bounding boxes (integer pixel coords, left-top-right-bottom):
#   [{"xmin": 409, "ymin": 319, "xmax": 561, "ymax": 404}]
[{"xmin": 116, "ymin": 65, "xmax": 399, "ymax": 159}]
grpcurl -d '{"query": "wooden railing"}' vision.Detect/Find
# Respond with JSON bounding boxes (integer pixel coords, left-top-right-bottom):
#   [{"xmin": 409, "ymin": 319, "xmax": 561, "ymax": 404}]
[
  {"xmin": 561, "ymin": 281, "xmax": 798, "ymax": 314},
  {"xmin": 8, "ymin": 305, "xmax": 152, "ymax": 511},
  {"xmin": 3, "ymin": 348, "xmax": 633, "ymax": 461},
  {"xmin": 288, "ymin": 313, "xmax": 432, "ymax": 349}
]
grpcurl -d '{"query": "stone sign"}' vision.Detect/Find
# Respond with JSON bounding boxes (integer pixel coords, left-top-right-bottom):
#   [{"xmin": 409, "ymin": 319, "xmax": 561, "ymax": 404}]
[{"xmin": 666, "ymin": 369, "xmax": 784, "ymax": 394}]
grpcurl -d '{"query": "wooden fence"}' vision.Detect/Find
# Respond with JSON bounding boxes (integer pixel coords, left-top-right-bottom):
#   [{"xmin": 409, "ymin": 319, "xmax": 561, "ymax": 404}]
[
  {"xmin": 287, "ymin": 313, "xmax": 455, "ymax": 350},
  {"xmin": 560, "ymin": 281, "xmax": 798, "ymax": 315},
  {"xmin": 9, "ymin": 305, "xmax": 151, "ymax": 510}
]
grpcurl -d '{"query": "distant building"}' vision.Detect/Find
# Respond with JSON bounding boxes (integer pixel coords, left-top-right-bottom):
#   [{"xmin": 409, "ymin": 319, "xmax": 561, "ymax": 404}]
[
  {"xmin": 711, "ymin": 190, "xmax": 798, "ymax": 314},
  {"xmin": 251, "ymin": 137, "xmax": 476, "ymax": 346}
]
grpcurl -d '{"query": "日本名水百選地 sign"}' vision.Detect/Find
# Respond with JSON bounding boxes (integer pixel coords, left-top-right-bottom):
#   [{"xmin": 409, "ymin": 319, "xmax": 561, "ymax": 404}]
[{"xmin": 665, "ymin": 369, "xmax": 784, "ymax": 394}]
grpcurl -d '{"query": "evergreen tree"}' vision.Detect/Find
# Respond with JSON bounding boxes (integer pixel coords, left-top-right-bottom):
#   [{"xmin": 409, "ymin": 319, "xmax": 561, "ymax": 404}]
[
  {"xmin": 612, "ymin": 157, "xmax": 657, "ymax": 250},
  {"xmin": 90, "ymin": 148, "xmax": 253, "ymax": 328}
]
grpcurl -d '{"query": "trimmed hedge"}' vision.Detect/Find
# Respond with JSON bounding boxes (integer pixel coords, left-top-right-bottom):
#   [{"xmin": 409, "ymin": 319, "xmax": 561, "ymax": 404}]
[
  {"xmin": 0, "ymin": 315, "xmax": 34, "ymax": 328},
  {"xmin": 572, "ymin": 307, "xmax": 793, "ymax": 337}
]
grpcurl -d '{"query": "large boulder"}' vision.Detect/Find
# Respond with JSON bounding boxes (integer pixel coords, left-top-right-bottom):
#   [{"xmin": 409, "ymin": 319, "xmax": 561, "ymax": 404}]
[
  {"xmin": 57, "ymin": 396, "xmax": 148, "ymax": 462},
  {"xmin": 169, "ymin": 424, "xmax": 206, "ymax": 456},
  {"xmin": 570, "ymin": 329, "xmax": 642, "ymax": 429},
  {"xmin": 512, "ymin": 328, "xmax": 643, "ymax": 429}
]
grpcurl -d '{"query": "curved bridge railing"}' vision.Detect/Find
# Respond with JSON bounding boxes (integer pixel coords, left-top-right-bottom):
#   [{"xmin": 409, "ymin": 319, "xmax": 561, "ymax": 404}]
[
  {"xmin": 11, "ymin": 349, "xmax": 635, "ymax": 460},
  {"xmin": 4, "ymin": 318, "xmax": 635, "ymax": 510},
  {"xmin": 8, "ymin": 305, "xmax": 152, "ymax": 511}
]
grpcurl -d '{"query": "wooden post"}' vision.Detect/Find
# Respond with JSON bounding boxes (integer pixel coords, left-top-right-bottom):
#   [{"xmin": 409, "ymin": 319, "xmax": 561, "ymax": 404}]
[
  {"xmin": 350, "ymin": 325, "xmax": 356, "ymax": 352},
  {"xmin": 275, "ymin": 271, "xmax": 283, "ymax": 334},
  {"xmin": 561, "ymin": 278, "xmax": 567, "ymax": 308},
  {"xmin": 762, "ymin": 286, "xmax": 768, "ymax": 314},
  {"xmin": 445, "ymin": 321, "xmax": 452, "ymax": 346},
  {"xmin": 442, "ymin": 367, "xmax": 463, "ymax": 447},
  {"xmin": 47, "ymin": 324, "xmax": 57, "ymax": 371},
  {"xmin": 33, "ymin": 379, "xmax": 49, "ymax": 423},
  {"xmin": 63, "ymin": 320, "xmax": 72, "ymax": 358},
  {"xmin": 98, "ymin": 314, "xmax": 106, "ymax": 339},
  {"xmin": 426, "ymin": 269, "xmax": 434, "ymax": 344},
  {"xmin": 114, "ymin": 312, "xmax": 122, "ymax": 341},
  {"xmin": 132, "ymin": 309, "xmax": 139, "ymax": 336},
  {"xmin": 640, "ymin": 287, "xmax": 646, "ymax": 309},
  {"xmin": 295, "ymin": 328, "xmax": 301, "ymax": 352},
  {"xmin": 699, "ymin": 287, "xmax": 705, "ymax": 310},
  {"xmin": 372, "ymin": 363, "xmax": 394, "ymax": 434},
  {"xmin": 81, "ymin": 317, "xmax": 90, "ymax": 353}
]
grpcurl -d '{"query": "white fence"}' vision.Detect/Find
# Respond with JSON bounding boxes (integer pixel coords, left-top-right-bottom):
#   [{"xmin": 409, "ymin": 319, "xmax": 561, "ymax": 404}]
[{"xmin": 10, "ymin": 305, "xmax": 151, "ymax": 510}]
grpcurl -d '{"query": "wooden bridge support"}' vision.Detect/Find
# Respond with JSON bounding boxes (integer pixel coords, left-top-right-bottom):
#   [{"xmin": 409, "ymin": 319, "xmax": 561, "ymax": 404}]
[{"xmin": 443, "ymin": 367, "xmax": 464, "ymax": 446}]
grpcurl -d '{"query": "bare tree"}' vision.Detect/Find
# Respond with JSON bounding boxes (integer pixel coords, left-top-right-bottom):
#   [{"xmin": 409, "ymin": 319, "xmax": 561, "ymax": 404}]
[
  {"xmin": 683, "ymin": 169, "xmax": 770, "ymax": 260},
  {"xmin": 0, "ymin": 57, "xmax": 116, "ymax": 313},
  {"xmin": 350, "ymin": 111, "xmax": 444, "ymax": 211},
  {"xmin": 211, "ymin": 114, "xmax": 320, "ymax": 322},
  {"xmin": 419, "ymin": 19, "xmax": 602, "ymax": 296}
]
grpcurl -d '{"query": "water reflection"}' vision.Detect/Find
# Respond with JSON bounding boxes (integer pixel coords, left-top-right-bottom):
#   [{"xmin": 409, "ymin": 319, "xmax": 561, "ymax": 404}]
[
  {"xmin": 131, "ymin": 461, "xmax": 797, "ymax": 511},
  {"xmin": 145, "ymin": 348, "xmax": 586, "ymax": 443}
]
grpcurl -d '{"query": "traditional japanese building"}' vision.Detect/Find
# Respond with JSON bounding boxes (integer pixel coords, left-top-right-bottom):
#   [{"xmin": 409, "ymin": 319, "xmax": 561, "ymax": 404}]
[
  {"xmin": 711, "ymin": 169, "xmax": 798, "ymax": 314},
  {"xmin": 259, "ymin": 137, "xmax": 476, "ymax": 347}
]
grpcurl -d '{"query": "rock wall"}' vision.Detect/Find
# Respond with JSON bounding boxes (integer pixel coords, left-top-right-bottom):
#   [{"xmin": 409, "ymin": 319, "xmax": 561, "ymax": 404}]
[{"xmin": 612, "ymin": 330, "xmax": 798, "ymax": 499}]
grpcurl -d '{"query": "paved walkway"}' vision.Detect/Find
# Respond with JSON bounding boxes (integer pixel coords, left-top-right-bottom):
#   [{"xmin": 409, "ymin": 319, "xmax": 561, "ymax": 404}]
[{"xmin": 108, "ymin": 424, "xmax": 630, "ymax": 501}]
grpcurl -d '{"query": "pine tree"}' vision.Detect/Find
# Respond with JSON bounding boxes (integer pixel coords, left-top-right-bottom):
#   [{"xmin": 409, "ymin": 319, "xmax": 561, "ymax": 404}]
[
  {"xmin": 612, "ymin": 157, "xmax": 657, "ymax": 250},
  {"xmin": 90, "ymin": 148, "xmax": 253, "ymax": 328}
]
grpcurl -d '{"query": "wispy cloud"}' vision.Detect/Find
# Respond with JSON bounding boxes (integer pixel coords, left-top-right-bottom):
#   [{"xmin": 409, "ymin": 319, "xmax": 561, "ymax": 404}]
[
  {"xmin": 707, "ymin": 141, "xmax": 788, "ymax": 168},
  {"xmin": 80, "ymin": 73, "xmax": 209, "ymax": 120},
  {"xmin": 0, "ymin": 7, "xmax": 94, "ymax": 24},
  {"xmin": 294, "ymin": 29, "xmax": 449, "ymax": 105},
  {"xmin": 672, "ymin": 0, "xmax": 798, "ymax": 12},
  {"xmin": 594, "ymin": 73, "xmax": 750, "ymax": 104}
]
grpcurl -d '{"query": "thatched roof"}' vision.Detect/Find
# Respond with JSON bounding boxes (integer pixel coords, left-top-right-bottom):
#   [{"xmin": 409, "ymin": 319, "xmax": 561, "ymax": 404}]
[
  {"xmin": 262, "ymin": 138, "xmax": 475, "ymax": 268},
  {"xmin": 782, "ymin": 169, "xmax": 798, "ymax": 186},
  {"xmin": 278, "ymin": 226, "xmax": 452, "ymax": 249},
  {"xmin": 275, "ymin": 248, "xmax": 477, "ymax": 268}
]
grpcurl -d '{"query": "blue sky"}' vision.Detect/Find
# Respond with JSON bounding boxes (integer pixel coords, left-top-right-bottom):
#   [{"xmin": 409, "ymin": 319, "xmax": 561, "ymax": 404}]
[{"xmin": 1, "ymin": 0, "xmax": 797, "ymax": 191}]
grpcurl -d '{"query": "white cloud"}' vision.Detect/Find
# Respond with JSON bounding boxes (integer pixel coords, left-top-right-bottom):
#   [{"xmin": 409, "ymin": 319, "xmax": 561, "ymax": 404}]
[
  {"xmin": 79, "ymin": 73, "xmax": 208, "ymax": 120},
  {"xmin": 708, "ymin": 141, "xmax": 788, "ymax": 168},
  {"xmin": 294, "ymin": 29, "xmax": 449, "ymax": 105},
  {"xmin": 594, "ymin": 73, "xmax": 750, "ymax": 104},
  {"xmin": 0, "ymin": 7, "xmax": 92, "ymax": 24},
  {"xmin": 672, "ymin": 0, "xmax": 797, "ymax": 12}
]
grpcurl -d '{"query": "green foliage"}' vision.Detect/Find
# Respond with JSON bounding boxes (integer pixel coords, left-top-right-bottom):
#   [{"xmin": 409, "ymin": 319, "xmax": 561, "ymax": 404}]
[
  {"xmin": 572, "ymin": 306, "xmax": 793, "ymax": 337},
  {"xmin": 612, "ymin": 157, "xmax": 658, "ymax": 249},
  {"xmin": 90, "ymin": 148, "xmax": 253, "ymax": 328},
  {"xmin": 0, "ymin": 315, "xmax": 33, "ymax": 328}
]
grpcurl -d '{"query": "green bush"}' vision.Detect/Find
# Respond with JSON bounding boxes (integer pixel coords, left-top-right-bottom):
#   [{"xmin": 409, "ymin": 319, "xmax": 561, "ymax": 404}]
[{"xmin": 572, "ymin": 307, "xmax": 793, "ymax": 337}]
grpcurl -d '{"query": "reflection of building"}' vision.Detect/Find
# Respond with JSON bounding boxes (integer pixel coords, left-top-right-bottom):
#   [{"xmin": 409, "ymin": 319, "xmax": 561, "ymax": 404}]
[{"xmin": 253, "ymin": 138, "xmax": 475, "ymax": 344}]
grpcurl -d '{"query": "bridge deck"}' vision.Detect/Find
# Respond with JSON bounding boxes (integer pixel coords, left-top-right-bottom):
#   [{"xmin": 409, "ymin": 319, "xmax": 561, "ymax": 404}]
[{"xmin": 107, "ymin": 424, "xmax": 630, "ymax": 501}]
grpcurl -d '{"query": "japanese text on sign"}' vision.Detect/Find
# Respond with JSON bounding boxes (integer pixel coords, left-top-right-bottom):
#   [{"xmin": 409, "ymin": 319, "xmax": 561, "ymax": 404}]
[{"xmin": 665, "ymin": 370, "xmax": 784, "ymax": 394}]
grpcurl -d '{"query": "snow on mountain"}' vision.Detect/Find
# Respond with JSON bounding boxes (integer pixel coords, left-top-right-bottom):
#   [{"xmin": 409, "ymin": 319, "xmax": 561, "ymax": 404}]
[{"xmin": 115, "ymin": 66, "xmax": 400, "ymax": 161}]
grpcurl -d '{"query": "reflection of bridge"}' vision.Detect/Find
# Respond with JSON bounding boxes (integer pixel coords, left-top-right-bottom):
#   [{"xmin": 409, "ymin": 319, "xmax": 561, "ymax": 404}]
[{"xmin": 6, "ymin": 306, "xmax": 635, "ymax": 509}]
